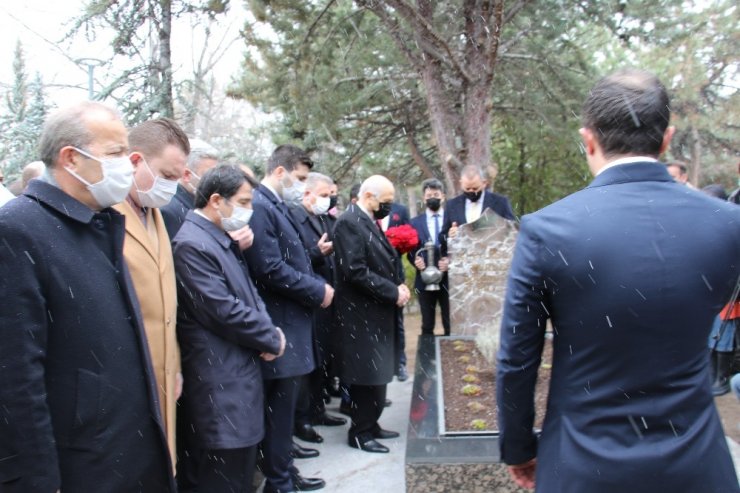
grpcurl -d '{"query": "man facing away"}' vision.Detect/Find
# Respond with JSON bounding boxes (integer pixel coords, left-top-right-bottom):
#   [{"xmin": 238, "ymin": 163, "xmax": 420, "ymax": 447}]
[
  {"xmin": 242, "ymin": 145, "xmax": 332, "ymax": 493},
  {"xmin": 173, "ymin": 165, "xmax": 285, "ymax": 492},
  {"xmin": 0, "ymin": 101, "xmax": 174, "ymax": 492},
  {"xmin": 112, "ymin": 118, "xmax": 190, "ymax": 466},
  {"xmin": 333, "ymin": 175, "xmax": 410, "ymax": 454},
  {"xmin": 497, "ymin": 69, "xmax": 740, "ymax": 493}
]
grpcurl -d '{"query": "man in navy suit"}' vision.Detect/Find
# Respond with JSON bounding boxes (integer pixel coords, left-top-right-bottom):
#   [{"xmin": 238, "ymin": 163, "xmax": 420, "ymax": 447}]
[
  {"xmin": 242, "ymin": 145, "xmax": 333, "ymax": 493},
  {"xmin": 173, "ymin": 165, "xmax": 286, "ymax": 492},
  {"xmin": 440, "ymin": 164, "xmax": 515, "ymax": 256},
  {"xmin": 408, "ymin": 178, "xmax": 450, "ymax": 336},
  {"xmin": 497, "ymin": 69, "xmax": 740, "ymax": 492}
]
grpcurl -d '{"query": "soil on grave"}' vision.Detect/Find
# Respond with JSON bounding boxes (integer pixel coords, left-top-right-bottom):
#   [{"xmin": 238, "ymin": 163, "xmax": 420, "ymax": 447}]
[{"xmin": 439, "ymin": 337, "xmax": 552, "ymax": 433}]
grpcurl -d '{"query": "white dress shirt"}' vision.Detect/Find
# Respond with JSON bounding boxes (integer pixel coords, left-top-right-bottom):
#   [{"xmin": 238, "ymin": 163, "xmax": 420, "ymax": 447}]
[
  {"xmin": 426, "ymin": 209, "xmax": 443, "ymax": 244},
  {"xmin": 465, "ymin": 196, "xmax": 484, "ymax": 223}
]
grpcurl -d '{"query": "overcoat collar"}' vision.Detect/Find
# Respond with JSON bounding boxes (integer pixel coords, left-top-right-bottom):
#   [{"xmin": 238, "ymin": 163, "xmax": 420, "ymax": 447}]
[
  {"xmin": 587, "ymin": 161, "xmax": 674, "ymax": 189},
  {"xmin": 184, "ymin": 210, "xmax": 233, "ymax": 250},
  {"xmin": 349, "ymin": 204, "xmax": 396, "ymax": 257},
  {"xmin": 23, "ymin": 179, "xmax": 116, "ymax": 224}
]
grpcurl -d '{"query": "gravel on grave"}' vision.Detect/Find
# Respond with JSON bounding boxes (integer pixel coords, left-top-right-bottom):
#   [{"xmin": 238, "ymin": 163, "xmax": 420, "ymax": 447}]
[{"xmin": 440, "ymin": 337, "xmax": 552, "ymax": 433}]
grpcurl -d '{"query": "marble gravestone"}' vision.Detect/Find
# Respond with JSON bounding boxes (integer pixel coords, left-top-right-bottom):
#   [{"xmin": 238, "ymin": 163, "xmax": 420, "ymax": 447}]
[{"xmin": 447, "ymin": 208, "xmax": 518, "ymax": 363}]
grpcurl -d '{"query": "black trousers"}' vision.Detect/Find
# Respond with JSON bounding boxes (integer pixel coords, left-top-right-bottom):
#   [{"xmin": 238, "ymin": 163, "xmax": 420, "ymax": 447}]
[
  {"xmin": 418, "ymin": 287, "xmax": 450, "ymax": 336},
  {"xmin": 295, "ymin": 369, "xmax": 326, "ymax": 427},
  {"xmin": 262, "ymin": 376, "xmax": 300, "ymax": 492},
  {"xmin": 176, "ymin": 398, "xmax": 200, "ymax": 493},
  {"xmin": 197, "ymin": 446, "xmax": 257, "ymax": 493},
  {"xmin": 348, "ymin": 384, "xmax": 387, "ymax": 442}
]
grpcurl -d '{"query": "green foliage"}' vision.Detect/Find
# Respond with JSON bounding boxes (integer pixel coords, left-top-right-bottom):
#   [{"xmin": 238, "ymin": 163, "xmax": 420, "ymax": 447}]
[{"xmin": 0, "ymin": 43, "xmax": 49, "ymax": 180}]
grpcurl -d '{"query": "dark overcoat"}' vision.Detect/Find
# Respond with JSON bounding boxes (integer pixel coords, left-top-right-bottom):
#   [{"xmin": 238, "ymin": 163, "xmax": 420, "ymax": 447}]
[
  {"xmin": 333, "ymin": 204, "xmax": 401, "ymax": 385},
  {"xmin": 160, "ymin": 183, "xmax": 193, "ymax": 240},
  {"xmin": 172, "ymin": 212, "xmax": 282, "ymax": 449},
  {"xmin": 497, "ymin": 162, "xmax": 740, "ymax": 493},
  {"xmin": 0, "ymin": 180, "xmax": 174, "ymax": 492},
  {"xmin": 242, "ymin": 185, "xmax": 326, "ymax": 379}
]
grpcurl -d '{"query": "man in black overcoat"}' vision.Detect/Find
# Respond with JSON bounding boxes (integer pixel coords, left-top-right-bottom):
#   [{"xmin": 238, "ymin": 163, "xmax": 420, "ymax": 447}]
[
  {"xmin": 0, "ymin": 102, "xmax": 174, "ymax": 492},
  {"xmin": 333, "ymin": 175, "xmax": 411, "ymax": 454}
]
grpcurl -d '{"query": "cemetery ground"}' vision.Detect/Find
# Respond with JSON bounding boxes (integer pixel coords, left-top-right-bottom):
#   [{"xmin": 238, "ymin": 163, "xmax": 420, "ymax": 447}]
[{"xmin": 263, "ymin": 311, "xmax": 740, "ymax": 492}]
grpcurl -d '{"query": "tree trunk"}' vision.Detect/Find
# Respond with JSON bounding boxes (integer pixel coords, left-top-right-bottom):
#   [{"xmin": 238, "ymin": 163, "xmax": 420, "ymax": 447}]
[
  {"xmin": 158, "ymin": 0, "xmax": 174, "ymax": 118},
  {"xmin": 690, "ymin": 124, "xmax": 702, "ymax": 186}
]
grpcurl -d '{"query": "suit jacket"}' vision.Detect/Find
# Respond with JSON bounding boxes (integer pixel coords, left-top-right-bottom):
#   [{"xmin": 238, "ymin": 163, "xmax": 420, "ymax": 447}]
[
  {"xmin": 440, "ymin": 190, "xmax": 515, "ymax": 256},
  {"xmin": 173, "ymin": 212, "xmax": 282, "ymax": 449},
  {"xmin": 497, "ymin": 162, "xmax": 740, "ymax": 493},
  {"xmin": 113, "ymin": 201, "xmax": 180, "ymax": 465},
  {"xmin": 408, "ymin": 211, "xmax": 448, "ymax": 293},
  {"xmin": 160, "ymin": 183, "xmax": 193, "ymax": 240},
  {"xmin": 333, "ymin": 204, "xmax": 401, "ymax": 385},
  {"xmin": 242, "ymin": 184, "xmax": 326, "ymax": 379},
  {"xmin": 0, "ymin": 180, "xmax": 173, "ymax": 492}
]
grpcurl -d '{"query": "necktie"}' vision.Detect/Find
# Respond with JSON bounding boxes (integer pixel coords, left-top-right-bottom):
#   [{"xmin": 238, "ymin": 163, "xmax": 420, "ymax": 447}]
[{"xmin": 433, "ymin": 214, "xmax": 440, "ymax": 245}]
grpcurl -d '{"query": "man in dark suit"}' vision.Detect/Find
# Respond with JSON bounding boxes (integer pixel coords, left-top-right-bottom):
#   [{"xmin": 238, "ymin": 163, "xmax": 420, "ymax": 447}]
[
  {"xmin": 173, "ymin": 165, "xmax": 285, "ymax": 492},
  {"xmin": 242, "ymin": 145, "xmax": 332, "ymax": 493},
  {"xmin": 160, "ymin": 140, "xmax": 218, "ymax": 239},
  {"xmin": 409, "ymin": 178, "xmax": 450, "ymax": 336},
  {"xmin": 333, "ymin": 175, "xmax": 410, "ymax": 454},
  {"xmin": 440, "ymin": 164, "xmax": 515, "ymax": 255},
  {"xmin": 497, "ymin": 69, "xmax": 740, "ymax": 492},
  {"xmin": 0, "ymin": 102, "xmax": 175, "ymax": 492},
  {"xmin": 289, "ymin": 172, "xmax": 347, "ymax": 446}
]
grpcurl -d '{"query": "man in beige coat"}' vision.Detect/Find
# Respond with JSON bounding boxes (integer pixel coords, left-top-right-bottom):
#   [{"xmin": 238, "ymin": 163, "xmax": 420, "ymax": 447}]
[{"xmin": 113, "ymin": 118, "xmax": 190, "ymax": 465}]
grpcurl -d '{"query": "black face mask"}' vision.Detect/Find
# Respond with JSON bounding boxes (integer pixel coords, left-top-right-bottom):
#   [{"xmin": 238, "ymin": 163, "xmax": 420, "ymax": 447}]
[
  {"xmin": 464, "ymin": 190, "xmax": 483, "ymax": 202},
  {"xmin": 328, "ymin": 195, "xmax": 338, "ymax": 210},
  {"xmin": 373, "ymin": 201, "xmax": 393, "ymax": 220},
  {"xmin": 426, "ymin": 198, "xmax": 442, "ymax": 211}
]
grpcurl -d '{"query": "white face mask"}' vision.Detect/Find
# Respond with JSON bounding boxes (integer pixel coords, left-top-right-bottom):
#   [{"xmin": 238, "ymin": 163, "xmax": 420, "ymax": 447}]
[
  {"xmin": 282, "ymin": 174, "xmax": 306, "ymax": 206},
  {"xmin": 311, "ymin": 195, "xmax": 331, "ymax": 216},
  {"xmin": 220, "ymin": 203, "xmax": 253, "ymax": 231},
  {"xmin": 135, "ymin": 158, "xmax": 179, "ymax": 208},
  {"xmin": 66, "ymin": 147, "xmax": 134, "ymax": 208}
]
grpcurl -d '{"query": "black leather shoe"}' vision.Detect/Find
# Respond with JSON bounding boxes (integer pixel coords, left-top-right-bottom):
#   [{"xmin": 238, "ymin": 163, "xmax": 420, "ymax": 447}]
[
  {"xmin": 290, "ymin": 441, "xmax": 319, "ymax": 459},
  {"xmin": 349, "ymin": 435, "xmax": 389, "ymax": 453},
  {"xmin": 313, "ymin": 412, "xmax": 347, "ymax": 427},
  {"xmin": 291, "ymin": 474, "xmax": 326, "ymax": 491},
  {"xmin": 397, "ymin": 364, "xmax": 409, "ymax": 382},
  {"xmin": 294, "ymin": 423, "xmax": 324, "ymax": 443},
  {"xmin": 372, "ymin": 428, "xmax": 400, "ymax": 439},
  {"xmin": 338, "ymin": 401, "xmax": 352, "ymax": 417},
  {"xmin": 384, "ymin": 398, "xmax": 392, "ymax": 407}
]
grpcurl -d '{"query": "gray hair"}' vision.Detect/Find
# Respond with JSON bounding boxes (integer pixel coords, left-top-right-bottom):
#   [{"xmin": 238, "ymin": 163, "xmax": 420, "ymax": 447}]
[
  {"xmin": 21, "ymin": 161, "xmax": 45, "ymax": 188},
  {"xmin": 38, "ymin": 101, "xmax": 120, "ymax": 168},
  {"xmin": 305, "ymin": 172, "xmax": 333, "ymax": 192},
  {"xmin": 460, "ymin": 165, "xmax": 487, "ymax": 181},
  {"xmin": 187, "ymin": 138, "xmax": 219, "ymax": 171}
]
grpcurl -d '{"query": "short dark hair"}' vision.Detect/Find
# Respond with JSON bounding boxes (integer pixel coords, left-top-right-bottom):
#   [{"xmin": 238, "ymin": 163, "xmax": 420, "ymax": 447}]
[
  {"xmin": 349, "ymin": 183, "xmax": 361, "ymax": 201},
  {"xmin": 194, "ymin": 164, "xmax": 255, "ymax": 209},
  {"xmin": 266, "ymin": 144, "xmax": 313, "ymax": 174},
  {"xmin": 129, "ymin": 118, "xmax": 191, "ymax": 157},
  {"xmin": 421, "ymin": 178, "xmax": 445, "ymax": 193},
  {"xmin": 582, "ymin": 69, "xmax": 670, "ymax": 158}
]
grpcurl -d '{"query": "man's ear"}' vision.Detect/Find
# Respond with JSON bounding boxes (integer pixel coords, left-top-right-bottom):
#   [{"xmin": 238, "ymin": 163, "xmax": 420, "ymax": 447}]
[
  {"xmin": 129, "ymin": 152, "xmax": 145, "ymax": 168},
  {"xmin": 579, "ymin": 128, "xmax": 597, "ymax": 156},
  {"xmin": 659, "ymin": 126, "xmax": 675, "ymax": 156},
  {"xmin": 208, "ymin": 192, "xmax": 223, "ymax": 209},
  {"xmin": 58, "ymin": 146, "xmax": 79, "ymax": 169}
]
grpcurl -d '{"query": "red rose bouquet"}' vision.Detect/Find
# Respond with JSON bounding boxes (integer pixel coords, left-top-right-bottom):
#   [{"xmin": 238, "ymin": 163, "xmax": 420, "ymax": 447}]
[{"xmin": 385, "ymin": 224, "xmax": 419, "ymax": 254}]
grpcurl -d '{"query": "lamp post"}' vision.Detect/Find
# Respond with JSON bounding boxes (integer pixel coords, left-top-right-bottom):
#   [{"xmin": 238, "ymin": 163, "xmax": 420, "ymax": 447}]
[{"xmin": 75, "ymin": 58, "xmax": 105, "ymax": 100}]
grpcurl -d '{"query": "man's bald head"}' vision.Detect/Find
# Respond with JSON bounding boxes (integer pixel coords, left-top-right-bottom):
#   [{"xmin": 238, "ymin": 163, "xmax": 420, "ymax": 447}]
[{"xmin": 358, "ymin": 175, "xmax": 394, "ymax": 213}]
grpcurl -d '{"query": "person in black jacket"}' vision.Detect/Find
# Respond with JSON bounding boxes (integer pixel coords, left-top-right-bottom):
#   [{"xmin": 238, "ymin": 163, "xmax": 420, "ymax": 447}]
[
  {"xmin": 173, "ymin": 165, "xmax": 285, "ymax": 492},
  {"xmin": 333, "ymin": 175, "xmax": 410, "ymax": 454},
  {"xmin": 440, "ymin": 164, "xmax": 515, "ymax": 256},
  {"xmin": 0, "ymin": 101, "xmax": 175, "ymax": 492}
]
